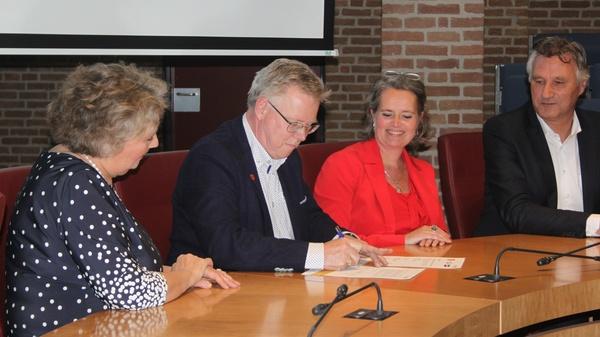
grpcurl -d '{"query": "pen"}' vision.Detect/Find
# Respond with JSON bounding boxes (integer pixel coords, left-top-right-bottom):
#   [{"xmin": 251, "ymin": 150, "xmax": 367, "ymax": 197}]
[{"xmin": 335, "ymin": 226, "xmax": 345, "ymax": 239}]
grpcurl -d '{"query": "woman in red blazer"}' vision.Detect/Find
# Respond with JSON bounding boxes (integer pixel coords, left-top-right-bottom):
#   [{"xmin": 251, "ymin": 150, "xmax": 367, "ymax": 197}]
[{"xmin": 314, "ymin": 72, "xmax": 452, "ymax": 247}]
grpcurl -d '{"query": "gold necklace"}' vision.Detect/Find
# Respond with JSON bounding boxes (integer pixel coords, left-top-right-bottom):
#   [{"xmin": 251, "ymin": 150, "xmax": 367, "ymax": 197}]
[
  {"xmin": 82, "ymin": 154, "xmax": 111, "ymax": 184},
  {"xmin": 384, "ymin": 169, "xmax": 409, "ymax": 193}
]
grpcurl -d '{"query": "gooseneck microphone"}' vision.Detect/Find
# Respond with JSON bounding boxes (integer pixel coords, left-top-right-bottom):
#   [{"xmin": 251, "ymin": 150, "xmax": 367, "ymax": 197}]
[
  {"xmin": 466, "ymin": 246, "xmax": 600, "ymax": 283},
  {"xmin": 311, "ymin": 284, "xmax": 347, "ymax": 316},
  {"xmin": 307, "ymin": 282, "xmax": 397, "ymax": 337},
  {"xmin": 536, "ymin": 241, "xmax": 600, "ymax": 266},
  {"xmin": 307, "ymin": 284, "xmax": 348, "ymax": 337}
]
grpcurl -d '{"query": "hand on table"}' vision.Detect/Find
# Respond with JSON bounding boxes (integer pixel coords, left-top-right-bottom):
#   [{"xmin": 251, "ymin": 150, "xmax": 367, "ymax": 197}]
[
  {"xmin": 405, "ymin": 225, "xmax": 452, "ymax": 247},
  {"xmin": 171, "ymin": 254, "xmax": 240, "ymax": 289},
  {"xmin": 194, "ymin": 267, "xmax": 240, "ymax": 289}
]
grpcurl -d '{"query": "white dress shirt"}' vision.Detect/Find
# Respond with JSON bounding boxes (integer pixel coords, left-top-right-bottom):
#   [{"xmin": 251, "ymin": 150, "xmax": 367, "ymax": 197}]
[
  {"xmin": 537, "ymin": 113, "xmax": 600, "ymax": 236},
  {"xmin": 242, "ymin": 114, "xmax": 324, "ymax": 269}
]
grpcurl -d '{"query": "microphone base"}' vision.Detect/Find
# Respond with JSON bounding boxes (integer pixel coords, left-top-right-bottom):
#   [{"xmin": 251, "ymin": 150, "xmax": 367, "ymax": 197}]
[
  {"xmin": 344, "ymin": 308, "xmax": 398, "ymax": 321},
  {"xmin": 465, "ymin": 274, "xmax": 514, "ymax": 283}
]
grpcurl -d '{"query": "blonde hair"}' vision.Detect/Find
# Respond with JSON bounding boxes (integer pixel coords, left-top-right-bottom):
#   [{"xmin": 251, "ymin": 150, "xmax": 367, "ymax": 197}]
[
  {"xmin": 247, "ymin": 58, "xmax": 330, "ymax": 107},
  {"xmin": 48, "ymin": 63, "xmax": 167, "ymax": 157}
]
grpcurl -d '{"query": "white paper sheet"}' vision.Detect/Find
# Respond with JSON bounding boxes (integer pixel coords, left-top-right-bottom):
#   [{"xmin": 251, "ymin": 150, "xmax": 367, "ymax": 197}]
[
  {"xmin": 384, "ymin": 256, "xmax": 465, "ymax": 269},
  {"xmin": 324, "ymin": 266, "xmax": 424, "ymax": 280}
]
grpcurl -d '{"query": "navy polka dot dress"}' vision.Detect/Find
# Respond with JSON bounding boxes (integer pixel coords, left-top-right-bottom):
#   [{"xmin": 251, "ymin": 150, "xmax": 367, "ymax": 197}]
[{"xmin": 5, "ymin": 152, "xmax": 167, "ymax": 337}]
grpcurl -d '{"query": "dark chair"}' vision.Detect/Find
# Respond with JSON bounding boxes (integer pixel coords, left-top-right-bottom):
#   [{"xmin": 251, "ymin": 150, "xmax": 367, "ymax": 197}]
[
  {"xmin": 0, "ymin": 166, "xmax": 31, "ymax": 337},
  {"xmin": 495, "ymin": 63, "xmax": 530, "ymax": 114},
  {"xmin": 533, "ymin": 33, "xmax": 600, "ymax": 65},
  {"xmin": 589, "ymin": 63, "xmax": 600, "ymax": 99},
  {"xmin": 576, "ymin": 98, "xmax": 600, "ymax": 112},
  {"xmin": 496, "ymin": 61, "xmax": 600, "ymax": 114},
  {"xmin": 0, "ymin": 166, "xmax": 32, "ymax": 232},
  {"xmin": 437, "ymin": 132, "xmax": 485, "ymax": 239},
  {"xmin": 297, "ymin": 141, "xmax": 355, "ymax": 191},
  {"xmin": 113, "ymin": 150, "xmax": 188, "ymax": 260}
]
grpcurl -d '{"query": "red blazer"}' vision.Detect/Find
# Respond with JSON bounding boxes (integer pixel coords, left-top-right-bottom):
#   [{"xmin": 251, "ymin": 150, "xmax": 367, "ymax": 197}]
[{"xmin": 314, "ymin": 139, "xmax": 447, "ymax": 247}]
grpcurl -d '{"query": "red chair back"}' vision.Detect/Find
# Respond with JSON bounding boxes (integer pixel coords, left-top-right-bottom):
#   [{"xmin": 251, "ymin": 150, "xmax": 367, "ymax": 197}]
[
  {"xmin": 0, "ymin": 166, "xmax": 32, "ymax": 232},
  {"xmin": 0, "ymin": 165, "xmax": 31, "ymax": 337},
  {"xmin": 437, "ymin": 132, "xmax": 485, "ymax": 238},
  {"xmin": 113, "ymin": 150, "xmax": 188, "ymax": 260},
  {"xmin": 0, "ymin": 192, "xmax": 5, "ymax": 337},
  {"xmin": 297, "ymin": 141, "xmax": 355, "ymax": 191},
  {"xmin": 0, "ymin": 193, "xmax": 5, "ymax": 234}
]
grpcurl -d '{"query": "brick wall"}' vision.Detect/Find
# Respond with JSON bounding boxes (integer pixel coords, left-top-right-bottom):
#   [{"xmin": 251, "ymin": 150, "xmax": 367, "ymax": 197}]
[
  {"xmin": 482, "ymin": 0, "xmax": 529, "ymax": 118},
  {"xmin": 0, "ymin": 60, "xmax": 163, "ymax": 168},
  {"xmin": 325, "ymin": 0, "xmax": 486, "ymax": 153},
  {"xmin": 324, "ymin": 0, "xmax": 382, "ymax": 141},
  {"xmin": 2, "ymin": 1, "xmax": 600, "ymax": 168},
  {"xmin": 483, "ymin": 0, "xmax": 600, "ymax": 118},
  {"xmin": 380, "ymin": 0, "xmax": 485, "ymax": 166},
  {"xmin": 529, "ymin": 0, "xmax": 600, "ymax": 34},
  {"xmin": 0, "ymin": 66, "xmax": 68, "ymax": 167}
]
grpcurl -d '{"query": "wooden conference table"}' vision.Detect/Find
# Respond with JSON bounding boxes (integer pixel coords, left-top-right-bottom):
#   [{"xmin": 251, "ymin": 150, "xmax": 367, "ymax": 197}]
[{"xmin": 46, "ymin": 234, "xmax": 600, "ymax": 337}]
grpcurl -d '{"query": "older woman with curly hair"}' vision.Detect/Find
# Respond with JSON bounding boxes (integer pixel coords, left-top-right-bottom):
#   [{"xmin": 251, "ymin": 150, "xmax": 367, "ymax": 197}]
[
  {"xmin": 314, "ymin": 72, "xmax": 452, "ymax": 248},
  {"xmin": 5, "ymin": 63, "xmax": 239, "ymax": 337}
]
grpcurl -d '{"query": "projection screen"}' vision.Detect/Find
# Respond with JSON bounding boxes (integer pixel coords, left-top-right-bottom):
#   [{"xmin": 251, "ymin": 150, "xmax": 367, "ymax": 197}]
[{"xmin": 0, "ymin": 0, "xmax": 336, "ymax": 56}]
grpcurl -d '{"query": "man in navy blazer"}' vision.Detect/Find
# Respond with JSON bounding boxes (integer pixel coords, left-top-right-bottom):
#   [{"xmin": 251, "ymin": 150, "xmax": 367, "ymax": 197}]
[
  {"xmin": 168, "ymin": 58, "xmax": 389, "ymax": 272},
  {"xmin": 477, "ymin": 36, "xmax": 600, "ymax": 237}
]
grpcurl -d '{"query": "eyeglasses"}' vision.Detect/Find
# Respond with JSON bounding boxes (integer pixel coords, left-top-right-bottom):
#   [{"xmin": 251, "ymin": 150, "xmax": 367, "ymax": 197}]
[
  {"xmin": 268, "ymin": 100, "xmax": 320, "ymax": 135},
  {"xmin": 384, "ymin": 70, "xmax": 421, "ymax": 81}
]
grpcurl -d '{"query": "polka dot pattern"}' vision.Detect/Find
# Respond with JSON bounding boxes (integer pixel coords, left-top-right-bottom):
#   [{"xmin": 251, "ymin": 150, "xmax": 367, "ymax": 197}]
[{"xmin": 6, "ymin": 152, "xmax": 166, "ymax": 337}]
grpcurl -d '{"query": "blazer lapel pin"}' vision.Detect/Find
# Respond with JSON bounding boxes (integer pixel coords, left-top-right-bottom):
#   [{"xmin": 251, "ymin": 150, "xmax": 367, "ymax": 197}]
[{"xmin": 299, "ymin": 195, "xmax": 307, "ymax": 205}]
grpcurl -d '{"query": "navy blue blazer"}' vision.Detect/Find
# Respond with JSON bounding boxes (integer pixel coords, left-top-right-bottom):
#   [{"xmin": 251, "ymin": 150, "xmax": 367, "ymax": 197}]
[
  {"xmin": 476, "ymin": 104, "xmax": 600, "ymax": 237},
  {"xmin": 168, "ymin": 116, "xmax": 337, "ymax": 271}
]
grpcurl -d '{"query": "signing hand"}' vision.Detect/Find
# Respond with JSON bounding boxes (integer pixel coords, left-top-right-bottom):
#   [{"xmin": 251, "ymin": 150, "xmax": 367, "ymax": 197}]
[
  {"xmin": 323, "ymin": 238, "xmax": 360, "ymax": 270},
  {"xmin": 324, "ymin": 237, "xmax": 391, "ymax": 270},
  {"xmin": 344, "ymin": 236, "xmax": 391, "ymax": 267}
]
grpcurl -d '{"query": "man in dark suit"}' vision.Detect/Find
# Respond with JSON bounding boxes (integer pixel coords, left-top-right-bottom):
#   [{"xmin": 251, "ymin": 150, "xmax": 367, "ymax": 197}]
[
  {"xmin": 477, "ymin": 36, "xmax": 600, "ymax": 237},
  {"xmin": 168, "ymin": 58, "xmax": 389, "ymax": 271}
]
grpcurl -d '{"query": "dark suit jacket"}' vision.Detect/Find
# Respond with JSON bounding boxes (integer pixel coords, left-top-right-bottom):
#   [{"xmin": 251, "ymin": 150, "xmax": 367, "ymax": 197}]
[
  {"xmin": 167, "ymin": 116, "xmax": 337, "ymax": 271},
  {"xmin": 476, "ymin": 104, "xmax": 600, "ymax": 237}
]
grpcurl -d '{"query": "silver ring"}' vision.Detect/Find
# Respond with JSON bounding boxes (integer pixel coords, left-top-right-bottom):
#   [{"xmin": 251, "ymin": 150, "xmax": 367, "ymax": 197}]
[{"xmin": 431, "ymin": 225, "xmax": 438, "ymax": 232}]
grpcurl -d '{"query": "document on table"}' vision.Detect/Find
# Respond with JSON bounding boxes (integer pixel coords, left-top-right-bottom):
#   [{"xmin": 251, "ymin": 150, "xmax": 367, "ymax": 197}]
[
  {"xmin": 384, "ymin": 256, "xmax": 465, "ymax": 269},
  {"xmin": 313, "ymin": 266, "xmax": 424, "ymax": 280}
]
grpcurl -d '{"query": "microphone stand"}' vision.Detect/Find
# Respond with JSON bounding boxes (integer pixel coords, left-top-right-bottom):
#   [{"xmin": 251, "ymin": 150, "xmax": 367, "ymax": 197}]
[
  {"xmin": 537, "ymin": 241, "xmax": 600, "ymax": 266},
  {"xmin": 307, "ymin": 282, "xmax": 397, "ymax": 337},
  {"xmin": 342, "ymin": 282, "xmax": 396, "ymax": 320},
  {"xmin": 307, "ymin": 286, "xmax": 347, "ymax": 337},
  {"xmin": 466, "ymin": 246, "xmax": 600, "ymax": 283}
]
